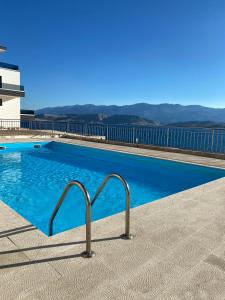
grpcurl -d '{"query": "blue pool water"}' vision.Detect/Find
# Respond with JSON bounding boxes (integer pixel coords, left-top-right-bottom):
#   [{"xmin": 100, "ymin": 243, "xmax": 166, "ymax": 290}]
[{"xmin": 0, "ymin": 141, "xmax": 225, "ymax": 236}]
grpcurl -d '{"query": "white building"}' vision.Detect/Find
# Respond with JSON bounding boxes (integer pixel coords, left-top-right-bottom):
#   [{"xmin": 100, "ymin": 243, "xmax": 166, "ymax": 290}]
[{"xmin": 0, "ymin": 45, "xmax": 25, "ymax": 125}]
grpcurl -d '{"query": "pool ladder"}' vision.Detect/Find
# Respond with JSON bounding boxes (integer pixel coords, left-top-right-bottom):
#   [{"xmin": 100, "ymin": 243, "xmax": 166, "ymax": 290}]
[{"xmin": 49, "ymin": 173, "xmax": 133, "ymax": 258}]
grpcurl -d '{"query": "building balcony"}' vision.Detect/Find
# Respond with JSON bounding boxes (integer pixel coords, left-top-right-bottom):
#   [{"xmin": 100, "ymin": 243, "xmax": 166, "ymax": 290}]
[{"xmin": 0, "ymin": 82, "xmax": 25, "ymax": 98}]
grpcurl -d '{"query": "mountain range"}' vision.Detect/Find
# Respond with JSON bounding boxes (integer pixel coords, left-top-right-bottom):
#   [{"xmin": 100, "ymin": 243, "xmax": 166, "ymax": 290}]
[
  {"xmin": 36, "ymin": 113, "xmax": 156, "ymax": 126},
  {"xmin": 36, "ymin": 103, "xmax": 225, "ymax": 124}
]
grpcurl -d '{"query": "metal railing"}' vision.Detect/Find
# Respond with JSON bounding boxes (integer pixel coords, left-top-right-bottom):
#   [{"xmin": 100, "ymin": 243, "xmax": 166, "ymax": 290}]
[
  {"xmin": 49, "ymin": 173, "xmax": 132, "ymax": 258},
  {"xmin": 91, "ymin": 173, "xmax": 133, "ymax": 240},
  {"xmin": 0, "ymin": 119, "xmax": 21, "ymax": 129},
  {"xmin": 1, "ymin": 118, "xmax": 225, "ymax": 155},
  {"xmin": 49, "ymin": 180, "xmax": 95, "ymax": 258}
]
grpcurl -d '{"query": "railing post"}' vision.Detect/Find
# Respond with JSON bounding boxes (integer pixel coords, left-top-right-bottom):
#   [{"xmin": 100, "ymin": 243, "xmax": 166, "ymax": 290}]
[
  {"xmin": 132, "ymin": 127, "xmax": 135, "ymax": 144},
  {"xmin": 106, "ymin": 124, "xmax": 109, "ymax": 140},
  {"xmin": 49, "ymin": 181, "xmax": 95, "ymax": 258},
  {"xmin": 123, "ymin": 185, "xmax": 132, "ymax": 240},
  {"xmin": 211, "ymin": 129, "xmax": 215, "ymax": 152},
  {"xmin": 66, "ymin": 121, "xmax": 69, "ymax": 133},
  {"xmin": 84, "ymin": 203, "xmax": 92, "ymax": 257},
  {"xmin": 166, "ymin": 128, "xmax": 170, "ymax": 147},
  {"xmin": 91, "ymin": 173, "xmax": 133, "ymax": 240}
]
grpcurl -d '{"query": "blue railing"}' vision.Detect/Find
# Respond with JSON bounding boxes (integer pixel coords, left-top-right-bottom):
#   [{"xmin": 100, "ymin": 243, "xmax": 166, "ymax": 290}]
[{"xmin": 1, "ymin": 119, "xmax": 225, "ymax": 155}]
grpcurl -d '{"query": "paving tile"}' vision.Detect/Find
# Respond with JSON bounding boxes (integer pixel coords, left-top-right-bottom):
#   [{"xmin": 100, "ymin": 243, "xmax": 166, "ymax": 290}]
[
  {"xmin": 23, "ymin": 261, "xmax": 116, "ymax": 300},
  {"xmin": 157, "ymin": 262, "xmax": 225, "ymax": 300},
  {"xmin": 168, "ymin": 237, "xmax": 212, "ymax": 271},
  {"xmin": 0, "ymin": 201, "xmax": 28, "ymax": 230},
  {"xmin": 125, "ymin": 258, "xmax": 184, "ymax": 298},
  {"xmin": 0, "ymin": 238, "xmax": 29, "ymax": 267},
  {"xmin": 99, "ymin": 235, "xmax": 167, "ymax": 276},
  {"xmin": 0, "ymin": 263, "xmax": 61, "ymax": 300},
  {"xmin": 141, "ymin": 223, "xmax": 194, "ymax": 250},
  {"xmin": 205, "ymin": 254, "xmax": 225, "ymax": 273},
  {"xmin": 85, "ymin": 282, "xmax": 147, "ymax": 300},
  {"xmin": 209, "ymin": 240, "xmax": 225, "ymax": 264}
]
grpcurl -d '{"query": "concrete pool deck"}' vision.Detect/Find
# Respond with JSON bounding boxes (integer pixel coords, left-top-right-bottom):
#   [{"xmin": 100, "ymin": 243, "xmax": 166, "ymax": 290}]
[{"xmin": 1, "ymin": 138, "xmax": 225, "ymax": 299}]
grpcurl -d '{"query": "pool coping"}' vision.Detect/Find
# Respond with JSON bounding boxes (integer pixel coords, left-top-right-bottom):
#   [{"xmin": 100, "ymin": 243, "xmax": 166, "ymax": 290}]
[{"xmin": 56, "ymin": 138, "xmax": 225, "ymax": 170}]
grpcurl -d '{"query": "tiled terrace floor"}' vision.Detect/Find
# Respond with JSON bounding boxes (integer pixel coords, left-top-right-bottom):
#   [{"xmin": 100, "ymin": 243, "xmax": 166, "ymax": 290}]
[{"xmin": 0, "ymin": 138, "xmax": 225, "ymax": 299}]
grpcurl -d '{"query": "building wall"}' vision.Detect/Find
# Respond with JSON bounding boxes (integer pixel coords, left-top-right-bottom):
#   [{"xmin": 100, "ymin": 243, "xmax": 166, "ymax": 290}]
[
  {"xmin": 0, "ymin": 67, "xmax": 20, "ymax": 85},
  {"xmin": 0, "ymin": 98, "xmax": 20, "ymax": 120},
  {"xmin": 0, "ymin": 67, "xmax": 21, "ymax": 121}
]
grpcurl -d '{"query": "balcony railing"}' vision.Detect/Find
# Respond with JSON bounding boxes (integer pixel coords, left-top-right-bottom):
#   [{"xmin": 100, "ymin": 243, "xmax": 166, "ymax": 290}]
[
  {"xmin": 0, "ymin": 62, "xmax": 19, "ymax": 71},
  {"xmin": 0, "ymin": 82, "xmax": 24, "ymax": 92},
  {"xmin": 0, "ymin": 82, "xmax": 25, "ymax": 97}
]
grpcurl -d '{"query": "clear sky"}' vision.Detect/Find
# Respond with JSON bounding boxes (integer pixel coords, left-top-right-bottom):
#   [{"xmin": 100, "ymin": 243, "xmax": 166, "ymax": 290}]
[{"xmin": 1, "ymin": 0, "xmax": 225, "ymax": 109}]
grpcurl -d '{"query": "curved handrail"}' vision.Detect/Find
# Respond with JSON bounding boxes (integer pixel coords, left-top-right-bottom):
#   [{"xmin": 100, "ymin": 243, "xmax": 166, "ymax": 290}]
[
  {"xmin": 49, "ymin": 181, "xmax": 95, "ymax": 258},
  {"xmin": 91, "ymin": 173, "xmax": 133, "ymax": 240}
]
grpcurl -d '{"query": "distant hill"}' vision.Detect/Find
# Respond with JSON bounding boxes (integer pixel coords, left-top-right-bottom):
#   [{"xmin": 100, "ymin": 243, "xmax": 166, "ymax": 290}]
[
  {"xmin": 102, "ymin": 115, "xmax": 155, "ymax": 125},
  {"xmin": 36, "ymin": 113, "xmax": 105, "ymax": 123},
  {"xmin": 36, "ymin": 103, "xmax": 225, "ymax": 124},
  {"xmin": 36, "ymin": 113, "xmax": 156, "ymax": 126},
  {"xmin": 168, "ymin": 121, "xmax": 225, "ymax": 128}
]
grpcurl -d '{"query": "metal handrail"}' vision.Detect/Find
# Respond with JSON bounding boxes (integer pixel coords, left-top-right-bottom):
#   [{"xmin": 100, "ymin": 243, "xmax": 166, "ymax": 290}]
[
  {"xmin": 49, "ymin": 181, "xmax": 95, "ymax": 258},
  {"xmin": 91, "ymin": 173, "xmax": 133, "ymax": 240}
]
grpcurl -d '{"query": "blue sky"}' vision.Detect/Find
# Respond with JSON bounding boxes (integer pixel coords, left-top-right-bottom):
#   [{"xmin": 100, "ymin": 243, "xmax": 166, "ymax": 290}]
[{"xmin": 1, "ymin": 0, "xmax": 225, "ymax": 109}]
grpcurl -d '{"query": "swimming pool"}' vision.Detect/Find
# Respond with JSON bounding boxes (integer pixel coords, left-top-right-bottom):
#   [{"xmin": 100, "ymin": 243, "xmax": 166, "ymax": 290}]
[{"xmin": 0, "ymin": 141, "xmax": 225, "ymax": 235}]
